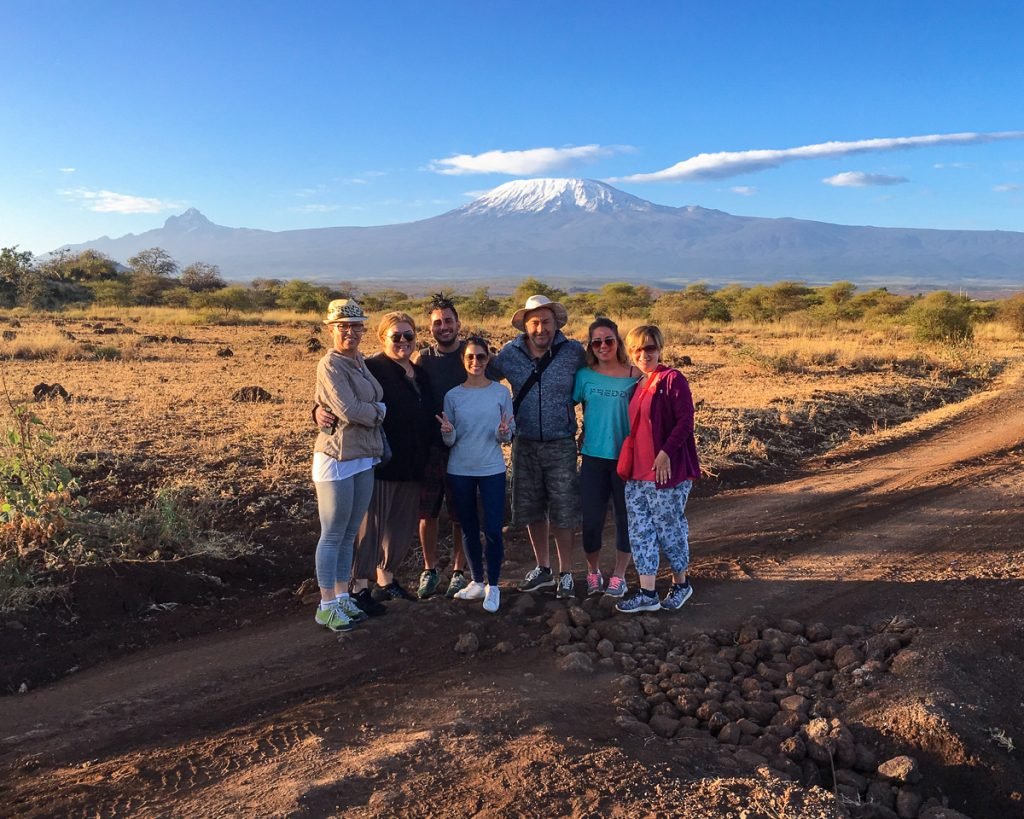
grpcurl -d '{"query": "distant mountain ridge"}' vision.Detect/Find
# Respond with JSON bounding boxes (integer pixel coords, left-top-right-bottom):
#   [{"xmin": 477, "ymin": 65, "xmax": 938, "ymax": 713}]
[{"xmin": 59, "ymin": 178, "xmax": 1024, "ymax": 291}]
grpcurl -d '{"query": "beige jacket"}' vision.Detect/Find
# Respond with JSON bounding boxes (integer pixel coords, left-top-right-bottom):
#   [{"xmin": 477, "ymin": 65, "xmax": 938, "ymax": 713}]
[{"xmin": 314, "ymin": 350, "xmax": 385, "ymax": 461}]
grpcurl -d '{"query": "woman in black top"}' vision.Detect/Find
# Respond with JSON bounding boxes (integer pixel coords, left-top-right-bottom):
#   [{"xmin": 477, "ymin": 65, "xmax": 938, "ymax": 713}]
[{"xmin": 350, "ymin": 311, "xmax": 434, "ymax": 601}]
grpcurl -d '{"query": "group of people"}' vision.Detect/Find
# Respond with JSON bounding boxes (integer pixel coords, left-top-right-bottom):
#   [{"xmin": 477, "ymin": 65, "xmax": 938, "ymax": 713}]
[{"xmin": 309, "ymin": 292, "xmax": 699, "ymax": 632}]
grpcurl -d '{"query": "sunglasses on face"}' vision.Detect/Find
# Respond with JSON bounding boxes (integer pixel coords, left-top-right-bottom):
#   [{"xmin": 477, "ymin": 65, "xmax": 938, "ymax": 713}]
[
  {"xmin": 633, "ymin": 345, "xmax": 660, "ymax": 354},
  {"xmin": 589, "ymin": 337, "xmax": 616, "ymax": 348},
  {"xmin": 387, "ymin": 331, "xmax": 416, "ymax": 342},
  {"xmin": 336, "ymin": 325, "xmax": 365, "ymax": 335},
  {"xmin": 464, "ymin": 352, "xmax": 488, "ymax": 362}
]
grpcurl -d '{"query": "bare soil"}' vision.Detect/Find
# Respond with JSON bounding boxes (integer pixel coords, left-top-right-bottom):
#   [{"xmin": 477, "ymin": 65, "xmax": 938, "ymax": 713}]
[{"xmin": 2, "ymin": 342, "xmax": 1024, "ymax": 816}]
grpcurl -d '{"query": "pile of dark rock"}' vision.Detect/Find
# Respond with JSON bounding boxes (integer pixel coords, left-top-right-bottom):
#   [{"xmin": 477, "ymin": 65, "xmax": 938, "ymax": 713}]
[{"xmin": 543, "ymin": 602, "xmax": 967, "ymax": 818}]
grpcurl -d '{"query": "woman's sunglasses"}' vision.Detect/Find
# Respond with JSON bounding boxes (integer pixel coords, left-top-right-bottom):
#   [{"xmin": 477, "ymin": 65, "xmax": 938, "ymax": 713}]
[
  {"xmin": 633, "ymin": 345, "xmax": 660, "ymax": 354},
  {"xmin": 464, "ymin": 352, "xmax": 488, "ymax": 362},
  {"xmin": 388, "ymin": 331, "xmax": 416, "ymax": 342},
  {"xmin": 589, "ymin": 337, "xmax": 616, "ymax": 348}
]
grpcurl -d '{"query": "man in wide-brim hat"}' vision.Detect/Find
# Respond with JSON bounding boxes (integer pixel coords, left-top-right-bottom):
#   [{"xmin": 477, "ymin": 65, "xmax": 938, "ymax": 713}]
[{"xmin": 490, "ymin": 295, "xmax": 587, "ymax": 599}]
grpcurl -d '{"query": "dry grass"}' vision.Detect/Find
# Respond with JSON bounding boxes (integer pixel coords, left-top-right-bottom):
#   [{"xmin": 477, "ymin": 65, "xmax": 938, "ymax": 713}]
[{"xmin": 2, "ymin": 308, "xmax": 1021, "ymax": 606}]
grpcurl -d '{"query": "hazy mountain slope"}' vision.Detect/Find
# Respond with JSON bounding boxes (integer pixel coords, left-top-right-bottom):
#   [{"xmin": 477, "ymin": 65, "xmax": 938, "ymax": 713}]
[{"xmin": 59, "ymin": 180, "xmax": 1024, "ymax": 287}]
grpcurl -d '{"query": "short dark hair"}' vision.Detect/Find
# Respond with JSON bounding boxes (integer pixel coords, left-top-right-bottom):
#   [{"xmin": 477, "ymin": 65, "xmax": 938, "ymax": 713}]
[{"xmin": 429, "ymin": 292, "xmax": 459, "ymax": 322}]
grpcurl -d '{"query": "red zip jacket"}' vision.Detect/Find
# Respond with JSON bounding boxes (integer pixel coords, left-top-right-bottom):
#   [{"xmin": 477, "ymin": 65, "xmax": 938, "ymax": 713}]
[{"xmin": 645, "ymin": 364, "xmax": 700, "ymax": 488}]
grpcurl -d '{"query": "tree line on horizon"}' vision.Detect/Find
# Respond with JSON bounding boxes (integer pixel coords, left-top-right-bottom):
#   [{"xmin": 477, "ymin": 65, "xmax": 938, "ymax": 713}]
[{"xmin": 2, "ymin": 245, "xmax": 1023, "ymax": 343}]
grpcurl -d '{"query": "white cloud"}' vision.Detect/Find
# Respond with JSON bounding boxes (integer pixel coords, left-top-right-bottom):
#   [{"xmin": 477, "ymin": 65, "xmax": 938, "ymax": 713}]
[
  {"xmin": 58, "ymin": 167, "xmax": 76, "ymax": 174},
  {"xmin": 294, "ymin": 203, "xmax": 339, "ymax": 213},
  {"xmin": 730, "ymin": 186, "xmax": 757, "ymax": 196},
  {"xmin": 610, "ymin": 131, "xmax": 1024, "ymax": 183},
  {"xmin": 463, "ymin": 188, "xmax": 492, "ymax": 199},
  {"xmin": 933, "ymin": 162, "xmax": 968, "ymax": 169},
  {"xmin": 59, "ymin": 187, "xmax": 182, "ymax": 213},
  {"xmin": 994, "ymin": 183, "xmax": 1022, "ymax": 192},
  {"xmin": 823, "ymin": 171, "xmax": 909, "ymax": 188},
  {"xmin": 429, "ymin": 144, "xmax": 629, "ymax": 176}
]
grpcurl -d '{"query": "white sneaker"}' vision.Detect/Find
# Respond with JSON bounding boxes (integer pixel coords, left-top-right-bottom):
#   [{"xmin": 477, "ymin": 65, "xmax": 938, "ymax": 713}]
[
  {"xmin": 483, "ymin": 585, "xmax": 500, "ymax": 613},
  {"xmin": 455, "ymin": 580, "xmax": 486, "ymax": 600}
]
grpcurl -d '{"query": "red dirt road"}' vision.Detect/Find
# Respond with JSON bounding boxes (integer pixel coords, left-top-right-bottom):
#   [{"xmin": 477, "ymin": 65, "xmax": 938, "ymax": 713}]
[{"xmin": 2, "ymin": 368, "xmax": 1023, "ymax": 817}]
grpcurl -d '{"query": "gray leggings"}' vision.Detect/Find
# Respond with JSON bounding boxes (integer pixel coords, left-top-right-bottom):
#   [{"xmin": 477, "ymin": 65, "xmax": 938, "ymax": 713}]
[{"xmin": 314, "ymin": 468, "xmax": 375, "ymax": 589}]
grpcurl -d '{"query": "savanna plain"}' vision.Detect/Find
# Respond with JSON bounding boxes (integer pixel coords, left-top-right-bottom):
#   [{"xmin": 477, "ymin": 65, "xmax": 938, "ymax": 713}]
[{"xmin": 1, "ymin": 304, "xmax": 1023, "ymax": 818}]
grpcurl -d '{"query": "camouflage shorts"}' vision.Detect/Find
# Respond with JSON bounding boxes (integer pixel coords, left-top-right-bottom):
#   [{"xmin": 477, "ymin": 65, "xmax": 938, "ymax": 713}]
[{"xmin": 510, "ymin": 437, "xmax": 580, "ymax": 529}]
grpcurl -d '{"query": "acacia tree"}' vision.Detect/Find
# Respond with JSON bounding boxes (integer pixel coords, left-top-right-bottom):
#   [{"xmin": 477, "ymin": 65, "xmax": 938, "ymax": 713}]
[
  {"xmin": 513, "ymin": 277, "xmax": 565, "ymax": 303},
  {"xmin": 0, "ymin": 246, "xmax": 34, "ymax": 307},
  {"xmin": 596, "ymin": 282, "xmax": 652, "ymax": 319},
  {"xmin": 127, "ymin": 247, "xmax": 179, "ymax": 278},
  {"xmin": 181, "ymin": 262, "xmax": 225, "ymax": 292}
]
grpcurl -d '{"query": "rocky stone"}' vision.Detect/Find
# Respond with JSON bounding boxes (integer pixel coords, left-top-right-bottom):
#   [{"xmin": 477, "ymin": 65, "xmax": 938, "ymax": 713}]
[
  {"xmin": 651, "ymin": 701, "xmax": 680, "ymax": 719},
  {"xmin": 803, "ymin": 718, "xmax": 856, "ymax": 767},
  {"xmin": 787, "ymin": 645, "xmax": 817, "ymax": 667},
  {"xmin": 733, "ymin": 749, "xmax": 768, "ymax": 769},
  {"xmin": 596, "ymin": 639, "xmax": 615, "ymax": 658},
  {"xmin": 717, "ymin": 721, "xmax": 743, "ymax": 745},
  {"xmin": 866, "ymin": 780, "xmax": 896, "ymax": 809},
  {"xmin": 778, "ymin": 619, "xmax": 804, "ymax": 635},
  {"xmin": 779, "ymin": 735, "xmax": 806, "ymax": 761},
  {"xmin": 597, "ymin": 618, "xmax": 644, "ymax": 644},
  {"xmin": 649, "ymin": 714, "xmax": 680, "ymax": 738},
  {"xmin": 744, "ymin": 701, "xmax": 779, "ymax": 725},
  {"xmin": 735, "ymin": 718, "xmax": 760, "ymax": 736},
  {"xmin": 494, "ymin": 641, "xmax": 514, "ymax": 654},
  {"xmin": 231, "ymin": 386, "xmax": 272, "ymax": 402},
  {"xmin": 550, "ymin": 623, "xmax": 572, "ymax": 646},
  {"xmin": 454, "ymin": 633, "xmax": 479, "ymax": 654},
  {"xmin": 555, "ymin": 643, "xmax": 587, "ymax": 656},
  {"xmin": 557, "ymin": 652, "xmax": 594, "ymax": 674},
  {"xmin": 737, "ymin": 624, "xmax": 760, "ymax": 644},
  {"xmin": 615, "ymin": 714, "xmax": 654, "ymax": 738},
  {"xmin": 567, "ymin": 606, "xmax": 591, "ymax": 629},
  {"xmin": 877, "ymin": 755, "xmax": 921, "ymax": 784},
  {"xmin": 854, "ymin": 742, "xmax": 879, "ymax": 772},
  {"xmin": 706, "ymin": 711, "xmax": 729, "ymax": 734},
  {"xmin": 834, "ymin": 644, "xmax": 865, "ymax": 670},
  {"xmin": 805, "ymin": 622, "xmax": 831, "ymax": 642},
  {"xmin": 918, "ymin": 807, "xmax": 972, "ymax": 819},
  {"xmin": 895, "ymin": 787, "xmax": 922, "ymax": 818},
  {"xmin": 779, "ymin": 694, "xmax": 809, "ymax": 713},
  {"xmin": 835, "ymin": 768, "xmax": 868, "ymax": 793}
]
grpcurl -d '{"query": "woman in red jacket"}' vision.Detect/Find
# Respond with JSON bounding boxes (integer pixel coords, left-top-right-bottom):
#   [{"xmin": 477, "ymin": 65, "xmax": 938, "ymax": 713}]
[{"xmin": 615, "ymin": 325, "xmax": 700, "ymax": 614}]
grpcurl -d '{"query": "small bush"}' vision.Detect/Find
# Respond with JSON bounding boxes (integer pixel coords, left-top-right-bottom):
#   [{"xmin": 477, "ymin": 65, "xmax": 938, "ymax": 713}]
[{"xmin": 906, "ymin": 292, "xmax": 974, "ymax": 343}]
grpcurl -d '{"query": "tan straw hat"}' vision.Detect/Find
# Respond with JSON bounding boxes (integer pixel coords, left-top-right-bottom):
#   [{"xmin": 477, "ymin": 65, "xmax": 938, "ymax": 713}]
[
  {"xmin": 511, "ymin": 294, "xmax": 568, "ymax": 331},
  {"xmin": 324, "ymin": 298, "xmax": 368, "ymax": 324}
]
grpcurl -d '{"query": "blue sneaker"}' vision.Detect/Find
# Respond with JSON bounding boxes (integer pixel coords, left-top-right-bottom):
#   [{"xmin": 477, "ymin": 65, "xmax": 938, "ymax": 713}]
[
  {"xmin": 615, "ymin": 589, "xmax": 661, "ymax": 614},
  {"xmin": 661, "ymin": 582, "xmax": 693, "ymax": 611}
]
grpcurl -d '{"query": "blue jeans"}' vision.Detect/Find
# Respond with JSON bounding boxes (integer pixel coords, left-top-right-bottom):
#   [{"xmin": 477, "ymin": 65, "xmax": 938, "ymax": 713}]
[
  {"xmin": 314, "ymin": 468, "xmax": 375, "ymax": 589},
  {"xmin": 448, "ymin": 472, "xmax": 506, "ymax": 585}
]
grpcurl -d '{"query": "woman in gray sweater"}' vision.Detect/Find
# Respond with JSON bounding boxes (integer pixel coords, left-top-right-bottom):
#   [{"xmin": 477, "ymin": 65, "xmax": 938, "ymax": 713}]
[
  {"xmin": 312, "ymin": 299, "xmax": 386, "ymax": 631},
  {"xmin": 437, "ymin": 337, "xmax": 515, "ymax": 613}
]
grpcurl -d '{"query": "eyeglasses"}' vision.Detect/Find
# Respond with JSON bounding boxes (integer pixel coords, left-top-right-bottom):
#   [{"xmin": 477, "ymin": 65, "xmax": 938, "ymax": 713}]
[
  {"xmin": 589, "ymin": 337, "xmax": 616, "ymax": 348},
  {"xmin": 464, "ymin": 352, "xmax": 488, "ymax": 362},
  {"xmin": 633, "ymin": 345, "xmax": 660, "ymax": 354},
  {"xmin": 387, "ymin": 331, "xmax": 416, "ymax": 342},
  {"xmin": 336, "ymin": 324, "xmax": 365, "ymax": 335}
]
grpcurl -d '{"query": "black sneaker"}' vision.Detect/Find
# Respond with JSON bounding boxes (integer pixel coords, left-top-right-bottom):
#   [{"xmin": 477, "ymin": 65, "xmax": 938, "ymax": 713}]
[
  {"xmin": 518, "ymin": 566, "xmax": 555, "ymax": 592},
  {"xmin": 353, "ymin": 588, "xmax": 387, "ymax": 617},
  {"xmin": 379, "ymin": 581, "xmax": 413, "ymax": 601}
]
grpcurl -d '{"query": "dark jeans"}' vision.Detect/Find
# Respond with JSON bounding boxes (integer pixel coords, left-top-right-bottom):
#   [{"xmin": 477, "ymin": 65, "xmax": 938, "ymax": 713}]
[
  {"xmin": 448, "ymin": 472, "xmax": 506, "ymax": 585},
  {"xmin": 580, "ymin": 454, "xmax": 630, "ymax": 555}
]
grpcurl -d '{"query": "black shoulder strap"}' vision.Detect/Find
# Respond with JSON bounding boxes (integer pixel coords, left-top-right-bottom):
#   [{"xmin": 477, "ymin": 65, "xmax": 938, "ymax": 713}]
[{"xmin": 512, "ymin": 341, "xmax": 564, "ymax": 417}]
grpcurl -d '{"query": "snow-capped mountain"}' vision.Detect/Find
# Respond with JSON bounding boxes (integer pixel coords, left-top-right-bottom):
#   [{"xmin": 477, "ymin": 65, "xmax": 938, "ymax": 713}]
[
  {"xmin": 58, "ymin": 178, "xmax": 1024, "ymax": 290},
  {"xmin": 456, "ymin": 178, "xmax": 665, "ymax": 216}
]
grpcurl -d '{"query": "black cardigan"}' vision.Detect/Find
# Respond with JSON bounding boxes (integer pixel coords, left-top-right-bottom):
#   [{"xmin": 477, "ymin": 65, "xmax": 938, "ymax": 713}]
[{"xmin": 364, "ymin": 353, "xmax": 434, "ymax": 482}]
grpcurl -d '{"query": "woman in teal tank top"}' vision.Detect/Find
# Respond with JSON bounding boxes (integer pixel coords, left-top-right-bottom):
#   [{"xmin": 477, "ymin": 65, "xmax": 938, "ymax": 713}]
[{"xmin": 572, "ymin": 317, "xmax": 640, "ymax": 598}]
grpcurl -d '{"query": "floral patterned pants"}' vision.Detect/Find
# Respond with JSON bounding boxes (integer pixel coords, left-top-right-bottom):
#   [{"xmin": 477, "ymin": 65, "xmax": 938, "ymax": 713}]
[{"xmin": 624, "ymin": 479, "xmax": 692, "ymax": 576}]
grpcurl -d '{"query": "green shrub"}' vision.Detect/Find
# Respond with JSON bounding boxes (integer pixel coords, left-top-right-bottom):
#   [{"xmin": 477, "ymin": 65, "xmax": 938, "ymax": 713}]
[{"xmin": 906, "ymin": 291, "xmax": 974, "ymax": 343}]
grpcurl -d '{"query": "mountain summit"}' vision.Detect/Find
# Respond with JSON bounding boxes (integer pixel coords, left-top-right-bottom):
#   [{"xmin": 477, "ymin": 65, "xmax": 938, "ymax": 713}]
[
  {"xmin": 455, "ymin": 178, "xmax": 664, "ymax": 216},
  {"xmin": 163, "ymin": 208, "xmax": 215, "ymax": 231}
]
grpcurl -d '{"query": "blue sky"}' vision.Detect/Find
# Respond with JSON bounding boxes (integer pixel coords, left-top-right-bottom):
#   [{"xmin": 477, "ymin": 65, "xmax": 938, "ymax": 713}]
[{"xmin": 2, "ymin": 0, "xmax": 1022, "ymax": 255}]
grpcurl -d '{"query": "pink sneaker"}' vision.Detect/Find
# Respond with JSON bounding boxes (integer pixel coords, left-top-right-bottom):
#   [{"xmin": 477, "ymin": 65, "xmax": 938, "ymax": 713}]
[
  {"xmin": 605, "ymin": 576, "xmax": 627, "ymax": 598},
  {"xmin": 586, "ymin": 572, "xmax": 605, "ymax": 596}
]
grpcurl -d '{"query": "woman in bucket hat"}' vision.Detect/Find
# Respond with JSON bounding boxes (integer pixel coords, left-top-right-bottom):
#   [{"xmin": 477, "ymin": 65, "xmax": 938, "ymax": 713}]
[{"xmin": 311, "ymin": 299, "xmax": 387, "ymax": 630}]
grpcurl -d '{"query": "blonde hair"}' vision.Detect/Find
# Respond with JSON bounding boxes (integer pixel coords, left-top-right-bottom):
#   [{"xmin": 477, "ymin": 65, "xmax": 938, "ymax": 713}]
[
  {"xmin": 377, "ymin": 311, "xmax": 417, "ymax": 341},
  {"xmin": 624, "ymin": 324, "xmax": 664, "ymax": 353}
]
